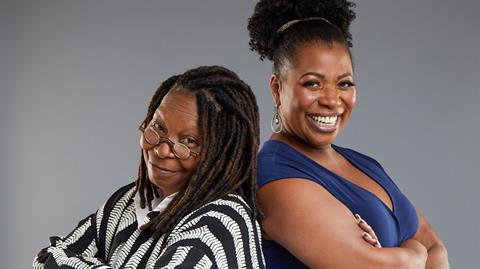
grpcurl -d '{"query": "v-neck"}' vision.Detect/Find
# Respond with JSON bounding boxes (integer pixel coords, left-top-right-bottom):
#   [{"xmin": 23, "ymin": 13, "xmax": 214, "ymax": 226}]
[
  {"xmin": 270, "ymin": 140, "xmax": 396, "ymax": 216},
  {"xmin": 332, "ymin": 144, "xmax": 396, "ymax": 215}
]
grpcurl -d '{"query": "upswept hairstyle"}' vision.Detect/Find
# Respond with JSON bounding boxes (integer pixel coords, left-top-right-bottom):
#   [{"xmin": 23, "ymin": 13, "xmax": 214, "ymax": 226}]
[
  {"xmin": 136, "ymin": 65, "xmax": 260, "ymax": 239},
  {"xmin": 248, "ymin": 0, "xmax": 356, "ymax": 74}
]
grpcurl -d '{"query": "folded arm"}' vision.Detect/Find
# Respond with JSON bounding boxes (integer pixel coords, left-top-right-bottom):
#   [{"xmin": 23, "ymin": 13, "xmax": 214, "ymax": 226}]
[
  {"xmin": 32, "ymin": 212, "xmax": 110, "ymax": 269},
  {"xmin": 258, "ymin": 178, "xmax": 428, "ymax": 269},
  {"xmin": 412, "ymin": 209, "xmax": 450, "ymax": 269}
]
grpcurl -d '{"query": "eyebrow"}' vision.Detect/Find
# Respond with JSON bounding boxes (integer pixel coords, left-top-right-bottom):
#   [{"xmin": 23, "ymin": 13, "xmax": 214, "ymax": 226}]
[
  {"xmin": 152, "ymin": 114, "xmax": 200, "ymax": 137},
  {"xmin": 337, "ymin": 72, "xmax": 353, "ymax": 80},
  {"xmin": 300, "ymin": 72, "xmax": 353, "ymax": 80},
  {"xmin": 152, "ymin": 113, "xmax": 164, "ymax": 123},
  {"xmin": 181, "ymin": 129, "xmax": 201, "ymax": 139},
  {"xmin": 301, "ymin": 72, "xmax": 325, "ymax": 79}
]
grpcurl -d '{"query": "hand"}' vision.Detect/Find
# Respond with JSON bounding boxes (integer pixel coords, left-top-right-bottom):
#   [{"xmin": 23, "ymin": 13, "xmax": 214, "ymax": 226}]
[
  {"xmin": 355, "ymin": 214, "xmax": 381, "ymax": 248},
  {"xmin": 94, "ymin": 254, "xmax": 108, "ymax": 264},
  {"xmin": 401, "ymin": 238, "xmax": 428, "ymax": 269}
]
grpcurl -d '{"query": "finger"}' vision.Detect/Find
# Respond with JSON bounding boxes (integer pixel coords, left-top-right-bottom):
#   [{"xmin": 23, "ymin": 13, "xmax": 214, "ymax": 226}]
[
  {"xmin": 362, "ymin": 232, "xmax": 376, "ymax": 244},
  {"xmin": 355, "ymin": 214, "xmax": 380, "ymax": 243},
  {"xmin": 356, "ymin": 214, "xmax": 382, "ymax": 248},
  {"xmin": 357, "ymin": 219, "xmax": 378, "ymax": 240},
  {"xmin": 362, "ymin": 232, "xmax": 381, "ymax": 248},
  {"xmin": 355, "ymin": 214, "xmax": 371, "ymax": 230},
  {"xmin": 358, "ymin": 221, "xmax": 377, "ymax": 239}
]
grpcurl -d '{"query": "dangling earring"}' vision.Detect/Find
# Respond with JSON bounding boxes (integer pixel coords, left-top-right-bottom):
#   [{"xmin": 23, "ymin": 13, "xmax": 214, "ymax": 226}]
[{"xmin": 271, "ymin": 104, "xmax": 283, "ymax": 133}]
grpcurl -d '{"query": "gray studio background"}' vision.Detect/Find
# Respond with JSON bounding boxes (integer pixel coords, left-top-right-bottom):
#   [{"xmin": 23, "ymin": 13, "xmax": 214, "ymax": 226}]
[{"xmin": 1, "ymin": 0, "xmax": 478, "ymax": 268}]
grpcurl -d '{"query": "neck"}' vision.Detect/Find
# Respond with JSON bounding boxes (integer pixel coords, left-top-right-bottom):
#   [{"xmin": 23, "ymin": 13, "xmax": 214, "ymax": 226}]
[{"xmin": 270, "ymin": 132, "xmax": 336, "ymax": 160}]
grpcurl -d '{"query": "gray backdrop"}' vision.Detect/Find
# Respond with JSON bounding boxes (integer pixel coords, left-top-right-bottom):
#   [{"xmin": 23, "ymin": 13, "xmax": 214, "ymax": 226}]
[{"xmin": 1, "ymin": 0, "xmax": 478, "ymax": 268}]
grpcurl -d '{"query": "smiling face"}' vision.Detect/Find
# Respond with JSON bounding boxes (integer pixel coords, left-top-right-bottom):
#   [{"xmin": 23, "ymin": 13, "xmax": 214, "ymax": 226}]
[
  {"xmin": 271, "ymin": 41, "xmax": 356, "ymax": 150},
  {"xmin": 140, "ymin": 90, "xmax": 200, "ymax": 197}
]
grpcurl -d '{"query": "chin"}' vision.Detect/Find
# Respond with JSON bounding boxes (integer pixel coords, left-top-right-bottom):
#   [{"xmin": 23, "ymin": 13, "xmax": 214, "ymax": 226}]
[{"xmin": 308, "ymin": 133, "xmax": 339, "ymax": 148}]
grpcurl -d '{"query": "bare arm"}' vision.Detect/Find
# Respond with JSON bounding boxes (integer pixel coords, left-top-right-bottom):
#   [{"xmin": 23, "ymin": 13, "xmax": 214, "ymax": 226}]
[
  {"xmin": 259, "ymin": 178, "xmax": 427, "ymax": 269},
  {"xmin": 412, "ymin": 209, "xmax": 450, "ymax": 269}
]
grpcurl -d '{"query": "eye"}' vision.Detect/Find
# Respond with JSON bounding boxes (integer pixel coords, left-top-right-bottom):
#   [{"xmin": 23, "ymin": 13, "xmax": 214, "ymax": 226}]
[
  {"xmin": 181, "ymin": 136, "xmax": 199, "ymax": 147},
  {"xmin": 338, "ymin": 80, "xmax": 355, "ymax": 89},
  {"xmin": 303, "ymin": 80, "xmax": 321, "ymax": 89},
  {"xmin": 152, "ymin": 122, "xmax": 167, "ymax": 133}
]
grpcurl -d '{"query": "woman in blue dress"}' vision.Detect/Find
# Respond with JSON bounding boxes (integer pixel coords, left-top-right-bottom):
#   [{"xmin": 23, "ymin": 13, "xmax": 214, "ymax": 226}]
[{"xmin": 247, "ymin": 0, "xmax": 449, "ymax": 268}]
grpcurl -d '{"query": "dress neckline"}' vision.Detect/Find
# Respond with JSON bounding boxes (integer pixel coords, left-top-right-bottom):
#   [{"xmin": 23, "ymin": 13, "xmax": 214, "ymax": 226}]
[{"xmin": 266, "ymin": 139, "xmax": 397, "ymax": 216}]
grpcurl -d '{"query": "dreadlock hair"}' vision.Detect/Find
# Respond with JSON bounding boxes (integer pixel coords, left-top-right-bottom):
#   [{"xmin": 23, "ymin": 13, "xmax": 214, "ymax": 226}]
[
  {"xmin": 248, "ymin": 0, "xmax": 356, "ymax": 75},
  {"xmin": 136, "ymin": 65, "xmax": 260, "ymax": 240}
]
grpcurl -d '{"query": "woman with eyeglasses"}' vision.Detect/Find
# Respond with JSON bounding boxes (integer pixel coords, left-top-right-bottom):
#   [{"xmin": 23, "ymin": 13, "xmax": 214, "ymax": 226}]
[
  {"xmin": 248, "ymin": 0, "xmax": 449, "ymax": 268},
  {"xmin": 33, "ymin": 65, "xmax": 265, "ymax": 268}
]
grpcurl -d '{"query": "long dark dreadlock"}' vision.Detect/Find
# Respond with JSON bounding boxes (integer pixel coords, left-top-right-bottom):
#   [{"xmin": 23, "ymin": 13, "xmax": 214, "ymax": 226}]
[{"xmin": 136, "ymin": 65, "xmax": 260, "ymax": 239}]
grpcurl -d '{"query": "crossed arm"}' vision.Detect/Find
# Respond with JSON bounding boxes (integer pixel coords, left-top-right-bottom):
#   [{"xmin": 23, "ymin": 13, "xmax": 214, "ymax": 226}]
[
  {"xmin": 33, "ymin": 196, "xmax": 265, "ymax": 269},
  {"xmin": 32, "ymin": 210, "xmax": 220, "ymax": 269},
  {"xmin": 32, "ymin": 213, "xmax": 108, "ymax": 268},
  {"xmin": 258, "ymin": 178, "xmax": 431, "ymax": 269},
  {"xmin": 413, "ymin": 209, "xmax": 450, "ymax": 269}
]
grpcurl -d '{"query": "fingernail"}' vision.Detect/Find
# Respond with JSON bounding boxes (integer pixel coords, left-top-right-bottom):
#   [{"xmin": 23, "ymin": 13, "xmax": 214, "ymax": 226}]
[
  {"xmin": 354, "ymin": 214, "xmax": 361, "ymax": 219},
  {"xmin": 363, "ymin": 232, "xmax": 372, "ymax": 239}
]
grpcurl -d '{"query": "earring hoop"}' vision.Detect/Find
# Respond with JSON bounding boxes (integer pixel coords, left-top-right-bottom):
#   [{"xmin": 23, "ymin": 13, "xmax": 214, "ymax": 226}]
[{"xmin": 271, "ymin": 104, "xmax": 283, "ymax": 134}]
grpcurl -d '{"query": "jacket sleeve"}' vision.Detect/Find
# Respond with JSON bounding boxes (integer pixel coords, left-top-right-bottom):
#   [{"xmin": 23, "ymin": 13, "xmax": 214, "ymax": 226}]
[
  {"xmin": 32, "ymin": 211, "xmax": 110, "ymax": 269},
  {"xmin": 32, "ymin": 183, "xmax": 135, "ymax": 269}
]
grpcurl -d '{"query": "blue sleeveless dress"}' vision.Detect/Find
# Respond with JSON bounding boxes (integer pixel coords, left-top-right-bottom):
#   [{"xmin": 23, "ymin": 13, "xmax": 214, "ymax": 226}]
[{"xmin": 257, "ymin": 140, "xmax": 419, "ymax": 269}]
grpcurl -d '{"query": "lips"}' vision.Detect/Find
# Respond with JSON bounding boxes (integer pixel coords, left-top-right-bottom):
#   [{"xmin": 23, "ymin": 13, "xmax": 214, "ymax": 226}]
[
  {"xmin": 307, "ymin": 113, "xmax": 342, "ymax": 133},
  {"xmin": 149, "ymin": 161, "xmax": 178, "ymax": 174},
  {"xmin": 309, "ymin": 114, "xmax": 339, "ymax": 124}
]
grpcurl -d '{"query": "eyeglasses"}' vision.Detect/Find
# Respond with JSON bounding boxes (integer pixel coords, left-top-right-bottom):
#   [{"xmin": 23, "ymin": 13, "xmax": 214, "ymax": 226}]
[{"xmin": 139, "ymin": 124, "xmax": 199, "ymax": 160}]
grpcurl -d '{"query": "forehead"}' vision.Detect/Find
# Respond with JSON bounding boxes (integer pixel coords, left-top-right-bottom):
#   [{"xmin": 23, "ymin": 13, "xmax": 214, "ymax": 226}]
[
  {"xmin": 290, "ymin": 42, "xmax": 353, "ymax": 75},
  {"xmin": 154, "ymin": 90, "xmax": 198, "ymax": 124}
]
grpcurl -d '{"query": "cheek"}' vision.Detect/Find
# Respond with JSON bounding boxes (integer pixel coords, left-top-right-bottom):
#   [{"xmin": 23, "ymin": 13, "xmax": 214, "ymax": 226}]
[
  {"xmin": 140, "ymin": 134, "xmax": 147, "ymax": 150},
  {"xmin": 180, "ymin": 159, "xmax": 198, "ymax": 173},
  {"xmin": 142, "ymin": 149, "xmax": 149, "ymax": 165},
  {"xmin": 139, "ymin": 134, "xmax": 153, "ymax": 151},
  {"xmin": 343, "ymin": 90, "xmax": 356, "ymax": 110},
  {"xmin": 281, "ymin": 88, "xmax": 316, "ymax": 117},
  {"xmin": 296, "ymin": 91, "xmax": 317, "ymax": 111}
]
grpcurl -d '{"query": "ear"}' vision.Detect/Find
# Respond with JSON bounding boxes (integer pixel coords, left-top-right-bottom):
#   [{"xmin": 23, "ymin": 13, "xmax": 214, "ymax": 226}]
[{"xmin": 270, "ymin": 74, "xmax": 281, "ymax": 106}]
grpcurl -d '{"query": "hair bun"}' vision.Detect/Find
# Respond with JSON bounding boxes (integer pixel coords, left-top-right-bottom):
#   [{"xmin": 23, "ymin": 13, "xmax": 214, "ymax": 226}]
[{"xmin": 248, "ymin": 0, "xmax": 356, "ymax": 61}]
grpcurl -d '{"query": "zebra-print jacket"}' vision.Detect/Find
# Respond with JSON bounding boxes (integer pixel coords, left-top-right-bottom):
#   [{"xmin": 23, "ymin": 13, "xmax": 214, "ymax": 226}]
[{"xmin": 33, "ymin": 182, "xmax": 265, "ymax": 269}]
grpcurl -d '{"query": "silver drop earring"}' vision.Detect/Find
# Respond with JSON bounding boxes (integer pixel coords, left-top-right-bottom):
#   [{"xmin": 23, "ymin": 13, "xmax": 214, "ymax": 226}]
[{"xmin": 271, "ymin": 104, "xmax": 283, "ymax": 134}]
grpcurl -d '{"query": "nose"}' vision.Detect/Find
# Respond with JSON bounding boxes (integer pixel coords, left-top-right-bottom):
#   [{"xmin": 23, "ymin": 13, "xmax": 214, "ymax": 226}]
[
  {"xmin": 153, "ymin": 141, "xmax": 176, "ymax": 159},
  {"xmin": 318, "ymin": 85, "xmax": 341, "ymax": 109}
]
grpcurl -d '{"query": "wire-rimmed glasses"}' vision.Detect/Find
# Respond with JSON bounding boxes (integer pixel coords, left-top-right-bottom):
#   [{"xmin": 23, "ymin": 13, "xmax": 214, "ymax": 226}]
[{"xmin": 139, "ymin": 124, "xmax": 199, "ymax": 160}]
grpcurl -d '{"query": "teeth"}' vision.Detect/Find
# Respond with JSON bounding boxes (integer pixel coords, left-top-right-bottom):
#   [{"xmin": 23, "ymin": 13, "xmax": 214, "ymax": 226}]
[{"xmin": 310, "ymin": 115, "xmax": 338, "ymax": 125}]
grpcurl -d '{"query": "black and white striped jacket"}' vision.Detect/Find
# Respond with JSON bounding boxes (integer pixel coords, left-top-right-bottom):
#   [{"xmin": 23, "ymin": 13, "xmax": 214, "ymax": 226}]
[{"xmin": 33, "ymin": 183, "xmax": 265, "ymax": 268}]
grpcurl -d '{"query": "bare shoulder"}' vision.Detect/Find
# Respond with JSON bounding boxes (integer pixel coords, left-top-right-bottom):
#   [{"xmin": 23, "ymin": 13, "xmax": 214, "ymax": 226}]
[
  {"xmin": 258, "ymin": 178, "xmax": 358, "ymax": 235},
  {"xmin": 257, "ymin": 178, "xmax": 376, "ymax": 268}
]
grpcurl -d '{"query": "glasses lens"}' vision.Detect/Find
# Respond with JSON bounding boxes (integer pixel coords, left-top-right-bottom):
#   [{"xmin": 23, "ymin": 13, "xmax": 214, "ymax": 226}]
[
  {"xmin": 143, "ymin": 128, "xmax": 159, "ymax": 145},
  {"xmin": 173, "ymin": 143, "xmax": 191, "ymax": 160}
]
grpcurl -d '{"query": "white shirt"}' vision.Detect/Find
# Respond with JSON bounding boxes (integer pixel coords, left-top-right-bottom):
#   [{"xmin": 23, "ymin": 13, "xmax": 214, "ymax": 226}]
[{"xmin": 133, "ymin": 191, "xmax": 177, "ymax": 228}]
